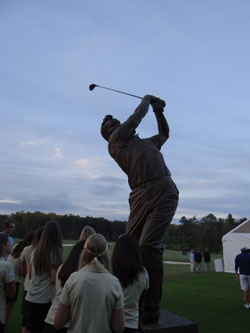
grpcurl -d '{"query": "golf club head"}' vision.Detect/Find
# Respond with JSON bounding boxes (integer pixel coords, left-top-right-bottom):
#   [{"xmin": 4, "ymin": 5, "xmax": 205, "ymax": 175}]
[{"xmin": 89, "ymin": 84, "xmax": 97, "ymax": 91}]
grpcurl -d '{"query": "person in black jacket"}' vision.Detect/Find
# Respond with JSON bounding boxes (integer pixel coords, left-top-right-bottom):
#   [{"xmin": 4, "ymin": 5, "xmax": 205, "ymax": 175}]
[
  {"xmin": 194, "ymin": 249, "xmax": 202, "ymax": 273},
  {"xmin": 235, "ymin": 246, "xmax": 250, "ymax": 309},
  {"xmin": 203, "ymin": 248, "xmax": 211, "ymax": 272}
]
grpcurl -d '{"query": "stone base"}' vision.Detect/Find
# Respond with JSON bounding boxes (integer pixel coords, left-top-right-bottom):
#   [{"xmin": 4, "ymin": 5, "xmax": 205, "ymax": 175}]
[{"xmin": 142, "ymin": 309, "xmax": 198, "ymax": 332}]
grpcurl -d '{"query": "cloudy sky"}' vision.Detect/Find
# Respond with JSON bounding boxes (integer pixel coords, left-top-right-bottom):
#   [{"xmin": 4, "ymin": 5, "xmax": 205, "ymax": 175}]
[{"xmin": 0, "ymin": 0, "xmax": 249, "ymax": 222}]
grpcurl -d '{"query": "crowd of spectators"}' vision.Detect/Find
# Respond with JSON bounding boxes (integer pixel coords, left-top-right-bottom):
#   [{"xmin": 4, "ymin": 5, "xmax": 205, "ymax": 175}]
[
  {"xmin": 0, "ymin": 219, "xmax": 149, "ymax": 333},
  {"xmin": 189, "ymin": 248, "xmax": 211, "ymax": 273}
]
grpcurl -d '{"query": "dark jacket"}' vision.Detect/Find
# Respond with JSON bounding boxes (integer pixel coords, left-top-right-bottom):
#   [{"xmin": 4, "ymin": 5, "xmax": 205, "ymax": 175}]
[
  {"xmin": 194, "ymin": 251, "xmax": 202, "ymax": 263},
  {"xmin": 203, "ymin": 251, "xmax": 211, "ymax": 263},
  {"xmin": 235, "ymin": 252, "xmax": 250, "ymax": 275}
]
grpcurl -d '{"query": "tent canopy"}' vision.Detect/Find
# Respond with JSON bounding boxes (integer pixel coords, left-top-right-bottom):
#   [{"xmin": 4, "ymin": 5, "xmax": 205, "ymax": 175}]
[{"xmin": 222, "ymin": 219, "xmax": 250, "ymax": 273}]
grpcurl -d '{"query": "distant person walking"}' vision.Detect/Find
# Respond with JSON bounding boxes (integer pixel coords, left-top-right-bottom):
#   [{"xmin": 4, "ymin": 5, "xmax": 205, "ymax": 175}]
[
  {"xmin": 189, "ymin": 250, "xmax": 195, "ymax": 273},
  {"xmin": 203, "ymin": 248, "xmax": 211, "ymax": 272},
  {"xmin": 235, "ymin": 246, "xmax": 250, "ymax": 309},
  {"xmin": 194, "ymin": 249, "xmax": 202, "ymax": 273}
]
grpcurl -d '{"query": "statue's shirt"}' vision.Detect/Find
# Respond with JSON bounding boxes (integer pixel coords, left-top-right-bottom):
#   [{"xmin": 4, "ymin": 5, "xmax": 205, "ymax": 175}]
[
  {"xmin": 109, "ymin": 133, "xmax": 171, "ymax": 189},
  {"xmin": 108, "ymin": 105, "xmax": 171, "ymax": 190}
]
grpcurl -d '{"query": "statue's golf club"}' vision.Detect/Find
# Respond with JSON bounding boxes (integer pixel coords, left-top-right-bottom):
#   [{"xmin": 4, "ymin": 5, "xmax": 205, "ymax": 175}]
[{"xmin": 89, "ymin": 83, "xmax": 143, "ymax": 100}]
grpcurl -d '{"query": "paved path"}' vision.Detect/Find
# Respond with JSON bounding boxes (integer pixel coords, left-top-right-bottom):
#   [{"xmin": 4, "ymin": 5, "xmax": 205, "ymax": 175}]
[{"xmin": 163, "ymin": 261, "xmax": 189, "ymax": 265}]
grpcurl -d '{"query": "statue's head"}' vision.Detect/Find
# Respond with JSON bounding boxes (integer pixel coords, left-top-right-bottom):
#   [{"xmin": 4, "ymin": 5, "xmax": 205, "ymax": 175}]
[{"xmin": 101, "ymin": 115, "xmax": 120, "ymax": 141}]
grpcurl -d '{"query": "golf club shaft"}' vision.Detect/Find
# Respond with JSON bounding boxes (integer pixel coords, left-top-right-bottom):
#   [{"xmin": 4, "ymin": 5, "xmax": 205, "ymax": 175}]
[{"xmin": 95, "ymin": 85, "xmax": 142, "ymax": 99}]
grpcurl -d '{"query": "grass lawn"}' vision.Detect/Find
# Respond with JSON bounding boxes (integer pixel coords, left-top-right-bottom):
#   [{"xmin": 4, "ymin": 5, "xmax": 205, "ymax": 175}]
[
  {"xmin": 163, "ymin": 249, "xmax": 222, "ymax": 263},
  {"xmin": 7, "ymin": 246, "xmax": 248, "ymax": 333},
  {"xmin": 162, "ymin": 265, "xmax": 248, "ymax": 333}
]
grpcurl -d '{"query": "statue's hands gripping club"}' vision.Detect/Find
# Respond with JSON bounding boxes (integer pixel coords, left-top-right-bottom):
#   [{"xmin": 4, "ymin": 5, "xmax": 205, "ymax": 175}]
[
  {"xmin": 151, "ymin": 97, "xmax": 166, "ymax": 113},
  {"xmin": 141, "ymin": 95, "xmax": 169, "ymax": 141}
]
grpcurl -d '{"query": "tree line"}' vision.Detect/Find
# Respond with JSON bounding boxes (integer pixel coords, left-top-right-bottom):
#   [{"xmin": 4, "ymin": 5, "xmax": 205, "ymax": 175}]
[
  {"xmin": 0, "ymin": 211, "xmax": 246, "ymax": 252},
  {"xmin": 0, "ymin": 211, "xmax": 127, "ymax": 242},
  {"xmin": 165, "ymin": 213, "xmax": 247, "ymax": 252}
]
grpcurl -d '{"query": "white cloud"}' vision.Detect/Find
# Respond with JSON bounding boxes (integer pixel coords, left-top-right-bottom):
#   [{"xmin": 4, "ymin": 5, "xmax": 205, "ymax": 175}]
[
  {"xmin": 46, "ymin": 146, "xmax": 64, "ymax": 160},
  {"xmin": 54, "ymin": 147, "xmax": 63, "ymax": 159},
  {"xmin": 20, "ymin": 140, "xmax": 44, "ymax": 147},
  {"xmin": 64, "ymin": 129, "xmax": 73, "ymax": 136},
  {"xmin": 180, "ymin": 189, "xmax": 230, "ymax": 200},
  {"xmin": 0, "ymin": 197, "xmax": 21, "ymax": 204},
  {"xmin": 73, "ymin": 157, "xmax": 94, "ymax": 168},
  {"xmin": 72, "ymin": 156, "xmax": 108, "ymax": 178}
]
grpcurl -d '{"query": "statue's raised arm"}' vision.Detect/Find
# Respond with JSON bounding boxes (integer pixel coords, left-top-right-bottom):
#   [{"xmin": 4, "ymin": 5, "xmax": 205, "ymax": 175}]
[
  {"xmin": 121, "ymin": 95, "xmax": 155, "ymax": 132},
  {"xmin": 148, "ymin": 98, "xmax": 169, "ymax": 149}
]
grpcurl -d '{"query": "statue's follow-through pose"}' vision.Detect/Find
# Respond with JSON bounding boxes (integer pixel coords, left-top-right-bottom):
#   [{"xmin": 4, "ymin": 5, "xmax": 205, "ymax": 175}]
[{"xmin": 101, "ymin": 95, "xmax": 179, "ymax": 324}]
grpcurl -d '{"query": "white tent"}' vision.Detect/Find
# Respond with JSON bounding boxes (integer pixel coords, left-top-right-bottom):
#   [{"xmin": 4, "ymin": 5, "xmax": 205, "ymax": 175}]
[{"xmin": 222, "ymin": 219, "xmax": 250, "ymax": 273}]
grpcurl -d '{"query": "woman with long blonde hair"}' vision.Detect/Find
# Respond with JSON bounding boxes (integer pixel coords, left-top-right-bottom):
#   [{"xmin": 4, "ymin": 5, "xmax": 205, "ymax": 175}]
[
  {"xmin": 79, "ymin": 225, "xmax": 95, "ymax": 241},
  {"xmin": 55, "ymin": 234, "xmax": 124, "ymax": 333}
]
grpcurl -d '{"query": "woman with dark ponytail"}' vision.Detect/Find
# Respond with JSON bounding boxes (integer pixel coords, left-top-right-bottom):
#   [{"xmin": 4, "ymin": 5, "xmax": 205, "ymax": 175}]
[{"xmin": 112, "ymin": 235, "xmax": 149, "ymax": 332}]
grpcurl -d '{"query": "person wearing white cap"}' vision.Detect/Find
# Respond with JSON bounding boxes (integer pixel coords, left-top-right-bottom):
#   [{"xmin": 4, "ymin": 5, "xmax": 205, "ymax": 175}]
[{"xmin": 235, "ymin": 246, "xmax": 250, "ymax": 309}]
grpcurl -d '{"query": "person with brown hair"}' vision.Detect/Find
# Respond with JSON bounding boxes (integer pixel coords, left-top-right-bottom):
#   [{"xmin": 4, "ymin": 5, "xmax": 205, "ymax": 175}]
[
  {"xmin": 25, "ymin": 221, "xmax": 62, "ymax": 333},
  {"xmin": 44, "ymin": 240, "xmax": 86, "ymax": 333},
  {"xmin": 0, "ymin": 233, "xmax": 16, "ymax": 333},
  {"xmin": 21, "ymin": 227, "xmax": 44, "ymax": 333},
  {"xmin": 55, "ymin": 234, "xmax": 124, "ymax": 333}
]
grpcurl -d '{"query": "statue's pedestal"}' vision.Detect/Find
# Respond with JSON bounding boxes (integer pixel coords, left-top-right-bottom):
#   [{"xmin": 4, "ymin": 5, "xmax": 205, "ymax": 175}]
[{"xmin": 142, "ymin": 309, "xmax": 198, "ymax": 333}]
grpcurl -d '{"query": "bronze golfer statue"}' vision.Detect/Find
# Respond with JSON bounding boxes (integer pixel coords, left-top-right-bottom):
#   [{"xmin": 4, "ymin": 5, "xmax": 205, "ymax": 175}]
[{"xmin": 101, "ymin": 94, "xmax": 179, "ymax": 324}]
